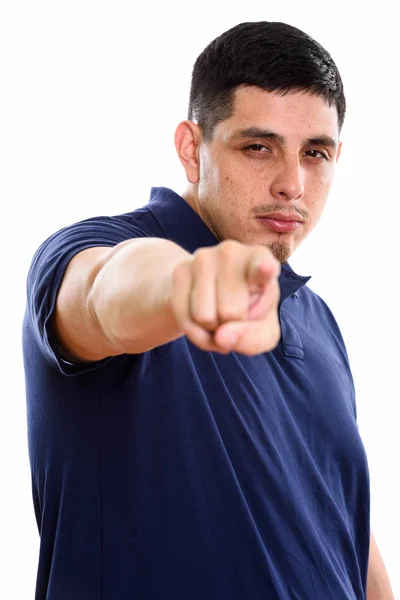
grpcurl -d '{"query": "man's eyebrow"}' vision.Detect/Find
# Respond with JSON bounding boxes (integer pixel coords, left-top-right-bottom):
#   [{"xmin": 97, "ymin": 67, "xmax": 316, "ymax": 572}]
[
  {"xmin": 228, "ymin": 128, "xmax": 337, "ymax": 149},
  {"xmin": 305, "ymin": 135, "xmax": 337, "ymax": 149},
  {"xmin": 229, "ymin": 127, "xmax": 285, "ymax": 144}
]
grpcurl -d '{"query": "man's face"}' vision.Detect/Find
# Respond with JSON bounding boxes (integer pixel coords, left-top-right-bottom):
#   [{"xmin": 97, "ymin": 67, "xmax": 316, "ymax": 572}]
[{"xmin": 191, "ymin": 86, "xmax": 341, "ymax": 262}]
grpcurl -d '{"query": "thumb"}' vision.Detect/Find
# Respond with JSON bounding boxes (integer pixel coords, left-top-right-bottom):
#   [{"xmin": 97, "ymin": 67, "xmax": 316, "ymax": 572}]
[{"xmin": 213, "ymin": 314, "xmax": 281, "ymax": 355}]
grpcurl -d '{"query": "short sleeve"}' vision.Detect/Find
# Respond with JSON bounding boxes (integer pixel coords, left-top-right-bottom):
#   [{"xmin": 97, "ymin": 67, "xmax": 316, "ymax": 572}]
[{"xmin": 25, "ymin": 215, "xmax": 151, "ymax": 376}]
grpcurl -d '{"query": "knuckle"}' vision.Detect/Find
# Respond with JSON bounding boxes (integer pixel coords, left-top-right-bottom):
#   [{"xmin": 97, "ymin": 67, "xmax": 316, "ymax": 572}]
[
  {"xmin": 218, "ymin": 239, "xmax": 241, "ymax": 261},
  {"xmin": 192, "ymin": 247, "xmax": 213, "ymax": 269},
  {"xmin": 193, "ymin": 246, "xmax": 210, "ymax": 258}
]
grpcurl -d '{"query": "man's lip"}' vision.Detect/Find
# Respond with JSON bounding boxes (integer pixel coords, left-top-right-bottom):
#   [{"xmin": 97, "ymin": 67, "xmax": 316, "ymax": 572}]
[
  {"xmin": 257, "ymin": 213, "xmax": 304, "ymax": 222},
  {"xmin": 256, "ymin": 215, "xmax": 303, "ymax": 233}
]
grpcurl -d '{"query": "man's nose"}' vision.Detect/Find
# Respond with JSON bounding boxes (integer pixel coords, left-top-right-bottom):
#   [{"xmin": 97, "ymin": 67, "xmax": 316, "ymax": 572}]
[{"xmin": 270, "ymin": 158, "xmax": 305, "ymax": 201}]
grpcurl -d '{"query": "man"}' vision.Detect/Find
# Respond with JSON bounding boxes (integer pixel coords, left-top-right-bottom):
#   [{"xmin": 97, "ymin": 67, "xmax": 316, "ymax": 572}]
[{"xmin": 23, "ymin": 21, "xmax": 393, "ymax": 600}]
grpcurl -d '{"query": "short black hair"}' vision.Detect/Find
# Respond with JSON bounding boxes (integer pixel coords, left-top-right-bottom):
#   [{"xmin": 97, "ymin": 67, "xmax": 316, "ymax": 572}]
[{"xmin": 188, "ymin": 22, "xmax": 346, "ymax": 140}]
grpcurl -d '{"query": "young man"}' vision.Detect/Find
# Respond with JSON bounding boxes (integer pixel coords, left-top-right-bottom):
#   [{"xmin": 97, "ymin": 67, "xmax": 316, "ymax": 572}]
[{"xmin": 23, "ymin": 21, "xmax": 393, "ymax": 600}]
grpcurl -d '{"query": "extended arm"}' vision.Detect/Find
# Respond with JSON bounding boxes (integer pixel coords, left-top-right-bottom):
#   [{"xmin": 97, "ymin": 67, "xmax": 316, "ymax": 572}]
[{"xmin": 53, "ymin": 237, "xmax": 280, "ymax": 362}]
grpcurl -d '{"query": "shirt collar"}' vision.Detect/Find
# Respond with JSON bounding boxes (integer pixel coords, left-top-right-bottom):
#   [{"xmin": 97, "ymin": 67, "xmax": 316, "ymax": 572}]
[{"xmin": 147, "ymin": 187, "xmax": 311, "ymax": 304}]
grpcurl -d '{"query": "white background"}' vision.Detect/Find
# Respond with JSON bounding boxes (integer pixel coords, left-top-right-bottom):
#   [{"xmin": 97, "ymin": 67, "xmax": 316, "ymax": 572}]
[{"xmin": 1, "ymin": 1, "xmax": 398, "ymax": 598}]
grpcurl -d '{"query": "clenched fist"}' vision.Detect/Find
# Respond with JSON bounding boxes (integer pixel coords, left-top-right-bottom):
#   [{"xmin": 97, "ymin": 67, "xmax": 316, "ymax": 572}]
[{"xmin": 170, "ymin": 240, "xmax": 281, "ymax": 355}]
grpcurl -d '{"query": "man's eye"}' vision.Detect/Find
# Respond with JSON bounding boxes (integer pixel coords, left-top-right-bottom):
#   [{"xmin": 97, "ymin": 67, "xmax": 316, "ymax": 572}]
[
  {"xmin": 245, "ymin": 144, "xmax": 270, "ymax": 152},
  {"xmin": 305, "ymin": 149, "xmax": 328, "ymax": 160}
]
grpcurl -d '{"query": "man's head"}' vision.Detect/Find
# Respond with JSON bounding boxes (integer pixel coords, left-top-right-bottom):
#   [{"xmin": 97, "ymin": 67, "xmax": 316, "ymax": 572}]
[{"xmin": 175, "ymin": 21, "xmax": 345, "ymax": 262}]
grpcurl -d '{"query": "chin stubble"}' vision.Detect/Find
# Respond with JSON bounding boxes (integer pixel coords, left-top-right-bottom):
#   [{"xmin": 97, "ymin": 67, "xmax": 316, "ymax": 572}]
[{"xmin": 267, "ymin": 240, "xmax": 292, "ymax": 264}]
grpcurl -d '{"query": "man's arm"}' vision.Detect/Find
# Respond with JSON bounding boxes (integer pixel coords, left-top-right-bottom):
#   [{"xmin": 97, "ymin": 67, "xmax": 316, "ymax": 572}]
[
  {"xmin": 53, "ymin": 237, "xmax": 190, "ymax": 362},
  {"xmin": 53, "ymin": 237, "xmax": 281, "ymax": 362},
  {"xmin": 367, "ymin": 532, "xmax": 394, "ymax": 600}
]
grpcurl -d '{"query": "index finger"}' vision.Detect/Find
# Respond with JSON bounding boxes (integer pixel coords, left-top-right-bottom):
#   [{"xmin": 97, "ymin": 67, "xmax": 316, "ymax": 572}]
[{"xmin": 246, "ymin": 252, "xmax": 281, "ymax": 288}]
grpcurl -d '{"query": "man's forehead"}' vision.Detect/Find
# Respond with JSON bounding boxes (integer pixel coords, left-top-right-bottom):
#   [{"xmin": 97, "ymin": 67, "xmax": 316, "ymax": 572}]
[{"xmin": 223, "ymin": 86, "xmax": 340, "ymax": 138}]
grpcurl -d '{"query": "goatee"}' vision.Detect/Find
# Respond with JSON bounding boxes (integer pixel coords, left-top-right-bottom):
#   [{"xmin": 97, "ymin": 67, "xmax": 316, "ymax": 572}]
[{"xmin": 267, "ymin": 241, "xmax": 291, "ymax": 264}]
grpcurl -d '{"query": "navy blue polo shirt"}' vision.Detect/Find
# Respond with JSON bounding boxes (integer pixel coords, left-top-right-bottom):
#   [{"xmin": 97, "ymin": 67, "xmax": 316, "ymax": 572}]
[{"xmin": 23, "ymin": 187, "xmax": 370, "ymax": 600}]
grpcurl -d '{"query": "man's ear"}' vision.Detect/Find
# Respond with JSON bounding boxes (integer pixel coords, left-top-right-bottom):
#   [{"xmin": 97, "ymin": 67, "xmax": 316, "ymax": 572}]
[
  {"xmin": 336, "ymin": 140, "xmax": 342, "ymax": 162},
  {"xmin": 174, "ymin": 121, "xmax": 202, "ymax": 184}
]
